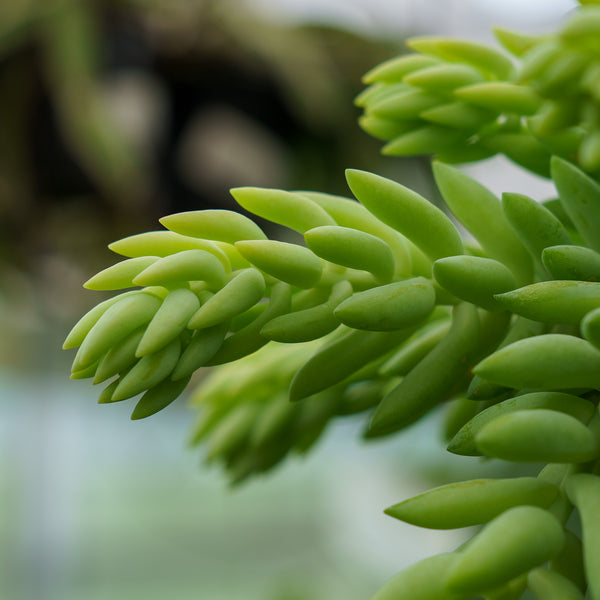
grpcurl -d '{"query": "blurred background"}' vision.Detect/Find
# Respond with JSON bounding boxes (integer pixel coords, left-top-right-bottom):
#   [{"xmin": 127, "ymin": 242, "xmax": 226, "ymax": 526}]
[{"xmin": 0, "ymin": 0, "xmax": 578, "ymax": 598}]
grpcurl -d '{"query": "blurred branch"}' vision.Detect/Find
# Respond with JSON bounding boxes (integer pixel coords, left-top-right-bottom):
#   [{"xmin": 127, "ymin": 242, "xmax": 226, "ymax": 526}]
[{"xmin": 41, "ymin": 0, "xmax": 144, "ymax": 204}]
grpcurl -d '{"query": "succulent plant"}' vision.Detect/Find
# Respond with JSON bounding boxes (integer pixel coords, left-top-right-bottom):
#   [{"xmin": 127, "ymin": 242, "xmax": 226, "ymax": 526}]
[{"xmin": 65, "ymin": 2, "xmax": 600, "ymax": 598}]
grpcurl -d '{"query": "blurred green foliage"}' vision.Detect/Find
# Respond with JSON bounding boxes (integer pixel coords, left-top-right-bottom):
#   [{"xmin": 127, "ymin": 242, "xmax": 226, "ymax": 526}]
[{"xmin": 0, "ymin": 0, "xmax": 415, "ymax": 369}]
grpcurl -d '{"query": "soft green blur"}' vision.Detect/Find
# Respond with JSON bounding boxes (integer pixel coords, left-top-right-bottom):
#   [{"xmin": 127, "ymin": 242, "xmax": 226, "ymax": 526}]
[{"xmin": 1, "ymin": 366, "xmax": 533, "ymax": 600}]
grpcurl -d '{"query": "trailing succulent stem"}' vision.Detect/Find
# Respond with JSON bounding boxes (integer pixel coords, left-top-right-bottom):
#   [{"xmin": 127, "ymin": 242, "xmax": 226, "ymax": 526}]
[{"xmin": 66, "ymin": 2, "xmax": 600, "ymax": 599}]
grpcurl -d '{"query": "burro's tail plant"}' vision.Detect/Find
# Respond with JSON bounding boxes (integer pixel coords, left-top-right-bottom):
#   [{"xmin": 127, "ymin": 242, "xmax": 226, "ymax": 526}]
[{"xmin": 65, "ymin": 2, "xmax": 600, "ymax": 599}]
